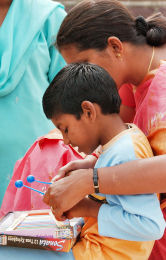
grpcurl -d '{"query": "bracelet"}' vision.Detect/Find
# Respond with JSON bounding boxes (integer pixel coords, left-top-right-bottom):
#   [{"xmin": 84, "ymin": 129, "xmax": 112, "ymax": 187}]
[
  {"xmin": 88, "ymin": 194, "xmax": 106, "ymax": 204},
  {"xmin": 91, "ymin": 152, "xmax": 99, "ymax": 159},
  {"xmin": 93, "ymin": 168, "xmax": 99, "ymax": 193}
]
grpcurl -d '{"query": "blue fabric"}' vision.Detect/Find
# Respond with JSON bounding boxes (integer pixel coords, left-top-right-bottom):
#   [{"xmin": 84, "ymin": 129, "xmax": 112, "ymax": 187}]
[
  {"xmin": 0, "ymin": 0, "xmax": 66, "ymax": 205},
  {"xmin": 0, "ymin": 246, "xmax": 75, "ymax": 260},
  {"xmin": 96, "ymin": 129, "xmax": 166, "ymax": 241}
]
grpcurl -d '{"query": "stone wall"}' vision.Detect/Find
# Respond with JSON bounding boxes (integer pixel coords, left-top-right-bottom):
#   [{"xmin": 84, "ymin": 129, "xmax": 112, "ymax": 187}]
[{"xmin": 60, "ymin": 0, "xmax": 166, "ymax": 16}]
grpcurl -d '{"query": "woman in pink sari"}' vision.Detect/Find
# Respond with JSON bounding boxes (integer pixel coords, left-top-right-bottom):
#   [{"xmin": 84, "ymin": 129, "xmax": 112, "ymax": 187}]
[
  {"xmin": 118, "ymin": 62, "xmax": 166, "ymax": 259},
  {"xmin": 42, "ymin": 1, "xmax": 166, "ymax": 259},
  {"xmin": 119, "ymin": 61, "xmax": 166, "ymax": 259}
]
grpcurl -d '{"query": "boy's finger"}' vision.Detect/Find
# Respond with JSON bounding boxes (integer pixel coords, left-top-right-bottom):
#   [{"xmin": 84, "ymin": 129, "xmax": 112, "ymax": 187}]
[
  {"xmin": 52, "ymin": 173, "xmax": 64, "ymax": 182},
  {"xmin": 43, "ymin": 190, "xmax": 50, "ymax": 204},
  {"xmin": 52, "ymin": 208, "xmax": 64, "ymax": 221},
  {"xmin": 57, "ymin": 162, "xmax": 76, "ymax": 176}
]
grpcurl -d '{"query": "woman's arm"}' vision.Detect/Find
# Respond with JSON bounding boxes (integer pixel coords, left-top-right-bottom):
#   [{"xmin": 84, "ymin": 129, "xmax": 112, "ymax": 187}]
[
  {"xmin": 98, "ymin": 155, "xmax": 166, "ymax": 195},
  {"xmin": 43, "ymin": 155, "xmax": 166, "ymax": 220}
]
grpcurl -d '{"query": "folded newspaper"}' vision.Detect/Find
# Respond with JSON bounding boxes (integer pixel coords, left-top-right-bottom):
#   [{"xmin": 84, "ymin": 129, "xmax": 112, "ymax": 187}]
[{"xmin": 0, "ymin": 209, "xmax": 83, "ymax": 252}]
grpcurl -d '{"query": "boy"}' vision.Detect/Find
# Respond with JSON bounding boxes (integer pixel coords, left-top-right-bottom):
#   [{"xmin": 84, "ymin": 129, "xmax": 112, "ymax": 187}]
[{"xmin": 42, "ymin": 63, "xmax": 165, "ymax": 260}]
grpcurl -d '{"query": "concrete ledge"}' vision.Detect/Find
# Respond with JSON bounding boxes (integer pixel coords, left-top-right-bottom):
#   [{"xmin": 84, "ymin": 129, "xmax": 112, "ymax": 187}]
[
  {"xmin": 61, "ymin": 0, "xmax": 166, "ymax": 7},
  {"xmin": 122, "ymin": 1, "xmax": 166, "ymax": 6}
]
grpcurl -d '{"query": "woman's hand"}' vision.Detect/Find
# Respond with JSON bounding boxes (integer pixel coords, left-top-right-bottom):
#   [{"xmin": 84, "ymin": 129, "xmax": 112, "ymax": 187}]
[
  {"xmin": 43, "ymin": 168, "xmax": 94, "ymax": 220},
  {"xmin": 52, "ymin": 154, "xmax": 97, "ymax": 182}
]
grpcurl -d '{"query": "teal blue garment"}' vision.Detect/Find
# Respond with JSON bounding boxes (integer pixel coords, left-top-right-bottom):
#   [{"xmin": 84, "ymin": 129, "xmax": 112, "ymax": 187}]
[{"xmin": 0, "ymin": 0, "xmax": 66, "ymax": 206}]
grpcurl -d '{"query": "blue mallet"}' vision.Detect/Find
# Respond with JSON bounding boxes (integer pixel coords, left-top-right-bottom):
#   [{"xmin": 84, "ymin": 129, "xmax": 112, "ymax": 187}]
[
  {"xmin": 27, "ymin": 175, "xmax": 52, "ymax": 185},
  {"xmin": 15, "ymin": 180, "xmax": 45, "ymax": 195}
]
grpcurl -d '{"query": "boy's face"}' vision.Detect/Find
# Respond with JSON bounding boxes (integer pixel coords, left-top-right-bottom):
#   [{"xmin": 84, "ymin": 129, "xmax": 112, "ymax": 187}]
[{"xmin": 52, "ymin": 112, "xmax": 99, "ymax": 155}]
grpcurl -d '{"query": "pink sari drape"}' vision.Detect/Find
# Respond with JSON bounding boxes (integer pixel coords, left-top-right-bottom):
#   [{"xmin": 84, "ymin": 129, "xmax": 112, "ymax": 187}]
[
  {"xmin": 0, "ymin": 130, "xmax": 82, "ymax": 219},
  {"xmin": 133, "ymin": 62, "xmax": 166, "ymax": 260},
  {"xmin": 134, "ymin": 62, "xmax": 166, "ymax": 155}
]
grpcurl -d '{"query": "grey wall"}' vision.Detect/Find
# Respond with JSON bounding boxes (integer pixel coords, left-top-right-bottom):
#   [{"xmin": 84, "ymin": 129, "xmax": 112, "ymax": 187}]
[{"xmin": 59, "ymin": 0, "xmax": 166, "ymax": 16}]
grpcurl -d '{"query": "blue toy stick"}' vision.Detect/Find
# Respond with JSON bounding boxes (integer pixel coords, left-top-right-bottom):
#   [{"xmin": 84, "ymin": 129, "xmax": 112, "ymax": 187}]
[
  {"xmin": 27, "ymin": 175, "xmax": 52, "ymax": 185},
  {"xmin": 15, "ymin": 180, "xmax": 44, "ymax": 195}
]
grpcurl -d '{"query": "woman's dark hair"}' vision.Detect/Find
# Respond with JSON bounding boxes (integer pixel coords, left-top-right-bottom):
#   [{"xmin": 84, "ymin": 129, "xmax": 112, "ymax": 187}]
[
  {"xmin": 42, "ymin": 63, "xmax": 121, "ymax": 119},
  {"xmin": 57, "ymin": 0, "xmax": 166, "ymax": 51}
]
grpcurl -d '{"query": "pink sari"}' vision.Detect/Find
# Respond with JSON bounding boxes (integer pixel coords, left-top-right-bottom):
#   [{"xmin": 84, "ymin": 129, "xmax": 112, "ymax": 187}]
[
  {"xmin": 0, "ymin": 129, "xmax": 83, "ymax": 219},
  {"xmin": 133, "ymin": 61, "xmax": 166, "ymax": 260},
  {"xmin": 134, "ymin": 61, "xmax": 166, "ymax": 155}
]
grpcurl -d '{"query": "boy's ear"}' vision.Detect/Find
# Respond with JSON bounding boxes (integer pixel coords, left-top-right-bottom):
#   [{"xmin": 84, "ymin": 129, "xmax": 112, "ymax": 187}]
[{"xmin": 81, "ymin": 101, "xmax": 96, "ymax": 122}]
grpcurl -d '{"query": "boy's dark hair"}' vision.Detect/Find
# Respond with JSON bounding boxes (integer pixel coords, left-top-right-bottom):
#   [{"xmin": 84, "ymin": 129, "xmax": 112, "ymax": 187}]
[{"xmin": 42, "ymin": 63, "xmax": 121, "ymax": 119}]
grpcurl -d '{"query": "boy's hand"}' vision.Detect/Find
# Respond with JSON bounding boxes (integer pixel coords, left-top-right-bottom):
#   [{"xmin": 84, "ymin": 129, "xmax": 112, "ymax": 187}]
[
  {"xmin": 52, "ymin": 155, "xmax": 97, "ymax": 182},
  {"xmin": 65, "ymin": 197, "xmax": 101, "ymax": 219}
]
